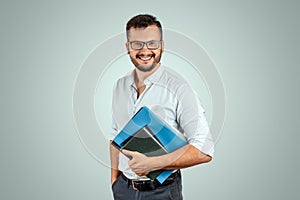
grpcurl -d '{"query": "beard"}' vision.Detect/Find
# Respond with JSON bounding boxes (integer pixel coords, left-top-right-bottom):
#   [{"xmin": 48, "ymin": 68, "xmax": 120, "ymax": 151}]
[{"xmin": 130, "ymin": 50, "xmax": 162, "ymax": 72}]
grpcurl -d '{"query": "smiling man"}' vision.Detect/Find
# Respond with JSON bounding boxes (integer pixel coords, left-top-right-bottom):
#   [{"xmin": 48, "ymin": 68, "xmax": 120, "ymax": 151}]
[
  {"xmin": 126, "ymin": 26, "xmax": 163, "ymax": 72},
  {"xmin": 110, "ymin": 14, "xmax": 214, "ymax": 200}
]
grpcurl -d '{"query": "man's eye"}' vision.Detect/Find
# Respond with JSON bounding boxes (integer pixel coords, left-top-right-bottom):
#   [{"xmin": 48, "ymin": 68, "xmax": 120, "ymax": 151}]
[
  {"xmin": 133, "ymin": 42, "xmax": 142, "ymax": 46},
  {"xmin": 148, "ymin": 42, "xmax": 156, "ymax": 46}
]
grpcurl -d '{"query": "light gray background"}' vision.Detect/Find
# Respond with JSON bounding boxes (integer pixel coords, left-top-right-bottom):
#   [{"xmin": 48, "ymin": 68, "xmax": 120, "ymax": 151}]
[{"xmin": 1, "ymin": 0, "xmax": 299, "ymax": 199}]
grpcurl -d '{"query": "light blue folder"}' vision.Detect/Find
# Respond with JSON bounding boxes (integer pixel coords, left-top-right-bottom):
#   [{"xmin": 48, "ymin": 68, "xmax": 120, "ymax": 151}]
[{"xmin": 112, "ymin": 106, "xmax": 187, "ymax": 183}]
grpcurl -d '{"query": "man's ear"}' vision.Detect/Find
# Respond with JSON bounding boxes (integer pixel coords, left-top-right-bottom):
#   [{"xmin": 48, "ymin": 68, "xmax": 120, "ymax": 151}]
[
  {"xmin": 126, "ymin": 42, "xmax": 130, "ymax": 54},
  {"xmin": 161, "ymin": 40, "xmax": 164, "ymax": 53}
]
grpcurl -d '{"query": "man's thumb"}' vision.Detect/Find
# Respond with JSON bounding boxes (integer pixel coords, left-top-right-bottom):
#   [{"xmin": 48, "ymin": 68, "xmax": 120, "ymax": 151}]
[
  {"xmin": 122, "ymin": 149, "xmax": 129, "ymax": 154},
  {"xmin": 122, "ymin": 149, "xmax": 134, "ymax": 159}
]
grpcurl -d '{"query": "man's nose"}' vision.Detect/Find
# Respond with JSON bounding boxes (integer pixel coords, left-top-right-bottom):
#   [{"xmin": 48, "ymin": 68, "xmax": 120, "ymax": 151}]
[{"xmin": 141, "ymin": 43, "xmax": 150, "ymax": 51}]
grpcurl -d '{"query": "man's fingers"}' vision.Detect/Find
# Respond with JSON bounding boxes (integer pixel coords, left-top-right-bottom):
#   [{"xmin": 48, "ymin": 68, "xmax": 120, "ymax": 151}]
[
  {"xmin": 122, "ymin": 149, "xmax": 135, "ymax": 157},
  {"xmin": 122, "ymin": 149, "xmax": 130, "ymax": 155}
]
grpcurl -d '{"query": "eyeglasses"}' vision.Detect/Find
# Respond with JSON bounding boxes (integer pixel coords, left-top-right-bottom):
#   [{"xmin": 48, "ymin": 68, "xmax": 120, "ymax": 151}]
[{"xmin": 128, "ymin": 40, "xmax": 162, "ymax": 50}]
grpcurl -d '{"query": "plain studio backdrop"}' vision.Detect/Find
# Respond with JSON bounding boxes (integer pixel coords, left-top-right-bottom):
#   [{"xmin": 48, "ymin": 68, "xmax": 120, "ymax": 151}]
[{"xmin": 0, "ymin": 0, "xmax": 299, "ymax": 200}]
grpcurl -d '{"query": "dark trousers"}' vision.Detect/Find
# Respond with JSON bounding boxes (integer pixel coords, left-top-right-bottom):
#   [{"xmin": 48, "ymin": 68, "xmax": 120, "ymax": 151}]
[{"xmin": 111, "ymin": 172, "xmax": 183, "ymax": 200}]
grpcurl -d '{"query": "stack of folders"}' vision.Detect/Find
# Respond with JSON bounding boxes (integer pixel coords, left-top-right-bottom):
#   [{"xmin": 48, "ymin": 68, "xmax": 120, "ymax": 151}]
[{"xmin": 112, "ymin": 106, "xmax": 187, "ymax": 184}]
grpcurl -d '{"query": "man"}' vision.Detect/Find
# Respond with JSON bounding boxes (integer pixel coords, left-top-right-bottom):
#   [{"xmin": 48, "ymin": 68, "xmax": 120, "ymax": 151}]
[{"xmin": 110, "ymin": 14, "xmax": 214, "ymax": 200}]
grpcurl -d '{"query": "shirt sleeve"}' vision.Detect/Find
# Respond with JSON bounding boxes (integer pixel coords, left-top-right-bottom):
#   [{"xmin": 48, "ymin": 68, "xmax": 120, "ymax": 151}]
[
  {"xmin": 176, "ymin": 84, "xmax": 214, "ymax": 157},
  {"xmin": 109, "ymin": 82, "xmax": 119, "ymax": 141},
  {"xmin": 109, "ymin": 113, "xmax": 118, "ymax": 141}
]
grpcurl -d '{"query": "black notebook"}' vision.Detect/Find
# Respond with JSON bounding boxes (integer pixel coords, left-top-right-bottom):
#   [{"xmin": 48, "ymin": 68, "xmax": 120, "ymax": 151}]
[{"xmin": 112, "ymin": 126, "xmax": 168, "ymax": 180}]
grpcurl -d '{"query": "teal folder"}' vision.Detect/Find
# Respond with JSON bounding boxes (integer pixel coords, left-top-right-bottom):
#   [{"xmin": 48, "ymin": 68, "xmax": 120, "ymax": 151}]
[
  {"xmin": 113, "ymin": 126, "xmax": 168, "ymax": 180},
  {"xmin": 112, "ymin": 106, "xmax": 187, "ymax": 183}
]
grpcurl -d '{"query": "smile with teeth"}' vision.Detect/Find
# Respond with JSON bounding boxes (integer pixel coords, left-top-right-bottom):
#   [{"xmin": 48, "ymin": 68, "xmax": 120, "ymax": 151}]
[{"xmin": 137, "ymin": 54, "xmax": 154, "ymax": 61}]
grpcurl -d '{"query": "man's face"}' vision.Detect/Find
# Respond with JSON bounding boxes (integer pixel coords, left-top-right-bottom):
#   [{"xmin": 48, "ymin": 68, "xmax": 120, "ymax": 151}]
[{"xmin": 126, "ymin": 25, "xmax": 164, "ymax": 72}]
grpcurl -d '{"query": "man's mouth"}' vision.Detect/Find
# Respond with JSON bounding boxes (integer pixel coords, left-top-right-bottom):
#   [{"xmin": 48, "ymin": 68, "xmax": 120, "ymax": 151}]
[{"xmin": 136, "ymin": 54, "xmax": 154, "ymax": 61}]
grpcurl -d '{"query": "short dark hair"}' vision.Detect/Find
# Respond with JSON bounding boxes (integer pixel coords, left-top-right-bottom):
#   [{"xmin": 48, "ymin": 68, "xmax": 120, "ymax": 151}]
[{"xmin": 126, "ymin": 14, "xmax": 162, "ymax": 40}]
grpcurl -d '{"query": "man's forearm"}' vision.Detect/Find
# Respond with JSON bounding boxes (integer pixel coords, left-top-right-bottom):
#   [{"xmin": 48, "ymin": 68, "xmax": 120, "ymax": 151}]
[
  {"xmin": 156, "ymin": 144, "xmax": 212, "ymax": 170},
  {"xmin": 110, "ymin": 141, "xmax": 120, "ymax": 184},
  {"xmin": 122, "ymin": 144, "xmax": 212, "ymax": 176}
]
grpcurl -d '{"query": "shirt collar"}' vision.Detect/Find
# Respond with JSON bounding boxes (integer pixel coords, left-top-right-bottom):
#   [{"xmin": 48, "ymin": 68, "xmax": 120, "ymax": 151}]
[{"xmin": 129, "ymin": 65, "xmax": 165, "ymax": 88}]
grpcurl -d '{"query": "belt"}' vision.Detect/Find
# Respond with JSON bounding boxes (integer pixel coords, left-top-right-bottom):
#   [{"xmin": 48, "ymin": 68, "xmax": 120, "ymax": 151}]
[{"xmin": 121, "ymin": 170, "xmax": 180, "ymax": 191}]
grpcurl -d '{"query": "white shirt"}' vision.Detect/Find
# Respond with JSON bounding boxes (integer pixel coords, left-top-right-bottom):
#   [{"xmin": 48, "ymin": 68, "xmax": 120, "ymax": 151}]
[{"xmin": 111, "ymin": 65, "xmax": 214, "ymax": 180}]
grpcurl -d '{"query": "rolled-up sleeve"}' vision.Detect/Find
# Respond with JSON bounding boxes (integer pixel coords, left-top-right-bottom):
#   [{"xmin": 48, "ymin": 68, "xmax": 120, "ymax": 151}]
[{"xmin": 176, "ymin": 84, "xmax": 214, "ymax": 157}]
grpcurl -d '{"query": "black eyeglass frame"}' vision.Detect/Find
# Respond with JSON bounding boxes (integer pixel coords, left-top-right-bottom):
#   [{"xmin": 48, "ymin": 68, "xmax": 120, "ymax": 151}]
[{"xmin": 128, "ymin": 40, "xmax": 162, "ymax": 50}]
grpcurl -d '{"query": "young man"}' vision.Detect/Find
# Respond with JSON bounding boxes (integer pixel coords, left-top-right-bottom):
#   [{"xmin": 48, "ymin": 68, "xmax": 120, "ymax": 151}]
[{"xmin": 110, "ymin": 14, "xmax": 214, "ymax": 200}]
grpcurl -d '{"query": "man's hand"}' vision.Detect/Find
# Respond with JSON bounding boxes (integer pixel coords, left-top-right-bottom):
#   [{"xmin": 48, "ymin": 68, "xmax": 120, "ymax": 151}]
[
  {"xmin": 122, "ymin": 150, "xmax": 158, "ymax": 177},
  {"xmin": 111, "ymin": 169, "xmax": 120, "ymax": 185}
]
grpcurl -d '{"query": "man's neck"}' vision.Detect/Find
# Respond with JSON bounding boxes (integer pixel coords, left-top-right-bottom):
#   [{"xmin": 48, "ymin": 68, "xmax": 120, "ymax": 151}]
[{"xmin": 134, "ymin": 63, "xmax": 161, "ymax": 88}]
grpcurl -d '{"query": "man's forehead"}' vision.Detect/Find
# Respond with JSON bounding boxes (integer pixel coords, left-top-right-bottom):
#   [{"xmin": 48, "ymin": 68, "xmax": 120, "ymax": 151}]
[{"xmin": 127, "ymin": 25, "xmax": 161, "ymax": 40}]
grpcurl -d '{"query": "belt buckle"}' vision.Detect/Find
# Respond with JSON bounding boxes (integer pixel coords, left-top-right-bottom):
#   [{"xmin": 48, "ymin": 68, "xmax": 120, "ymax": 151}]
[{"xmin": 131, "ymin": 180, "xmax": 140, "ymax": 191}]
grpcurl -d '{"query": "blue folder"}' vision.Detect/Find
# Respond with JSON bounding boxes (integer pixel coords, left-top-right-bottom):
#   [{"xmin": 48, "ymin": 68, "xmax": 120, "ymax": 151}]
[{"xmin": 112, "ymin": 106, "xmax": 187, "ymax": 183}]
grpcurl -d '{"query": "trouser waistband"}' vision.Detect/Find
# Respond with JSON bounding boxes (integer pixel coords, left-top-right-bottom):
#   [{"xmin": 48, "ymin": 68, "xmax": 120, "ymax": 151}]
[{"xmin": 120, "ymin": 170, "xmax": 180, "ymax": 191}]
